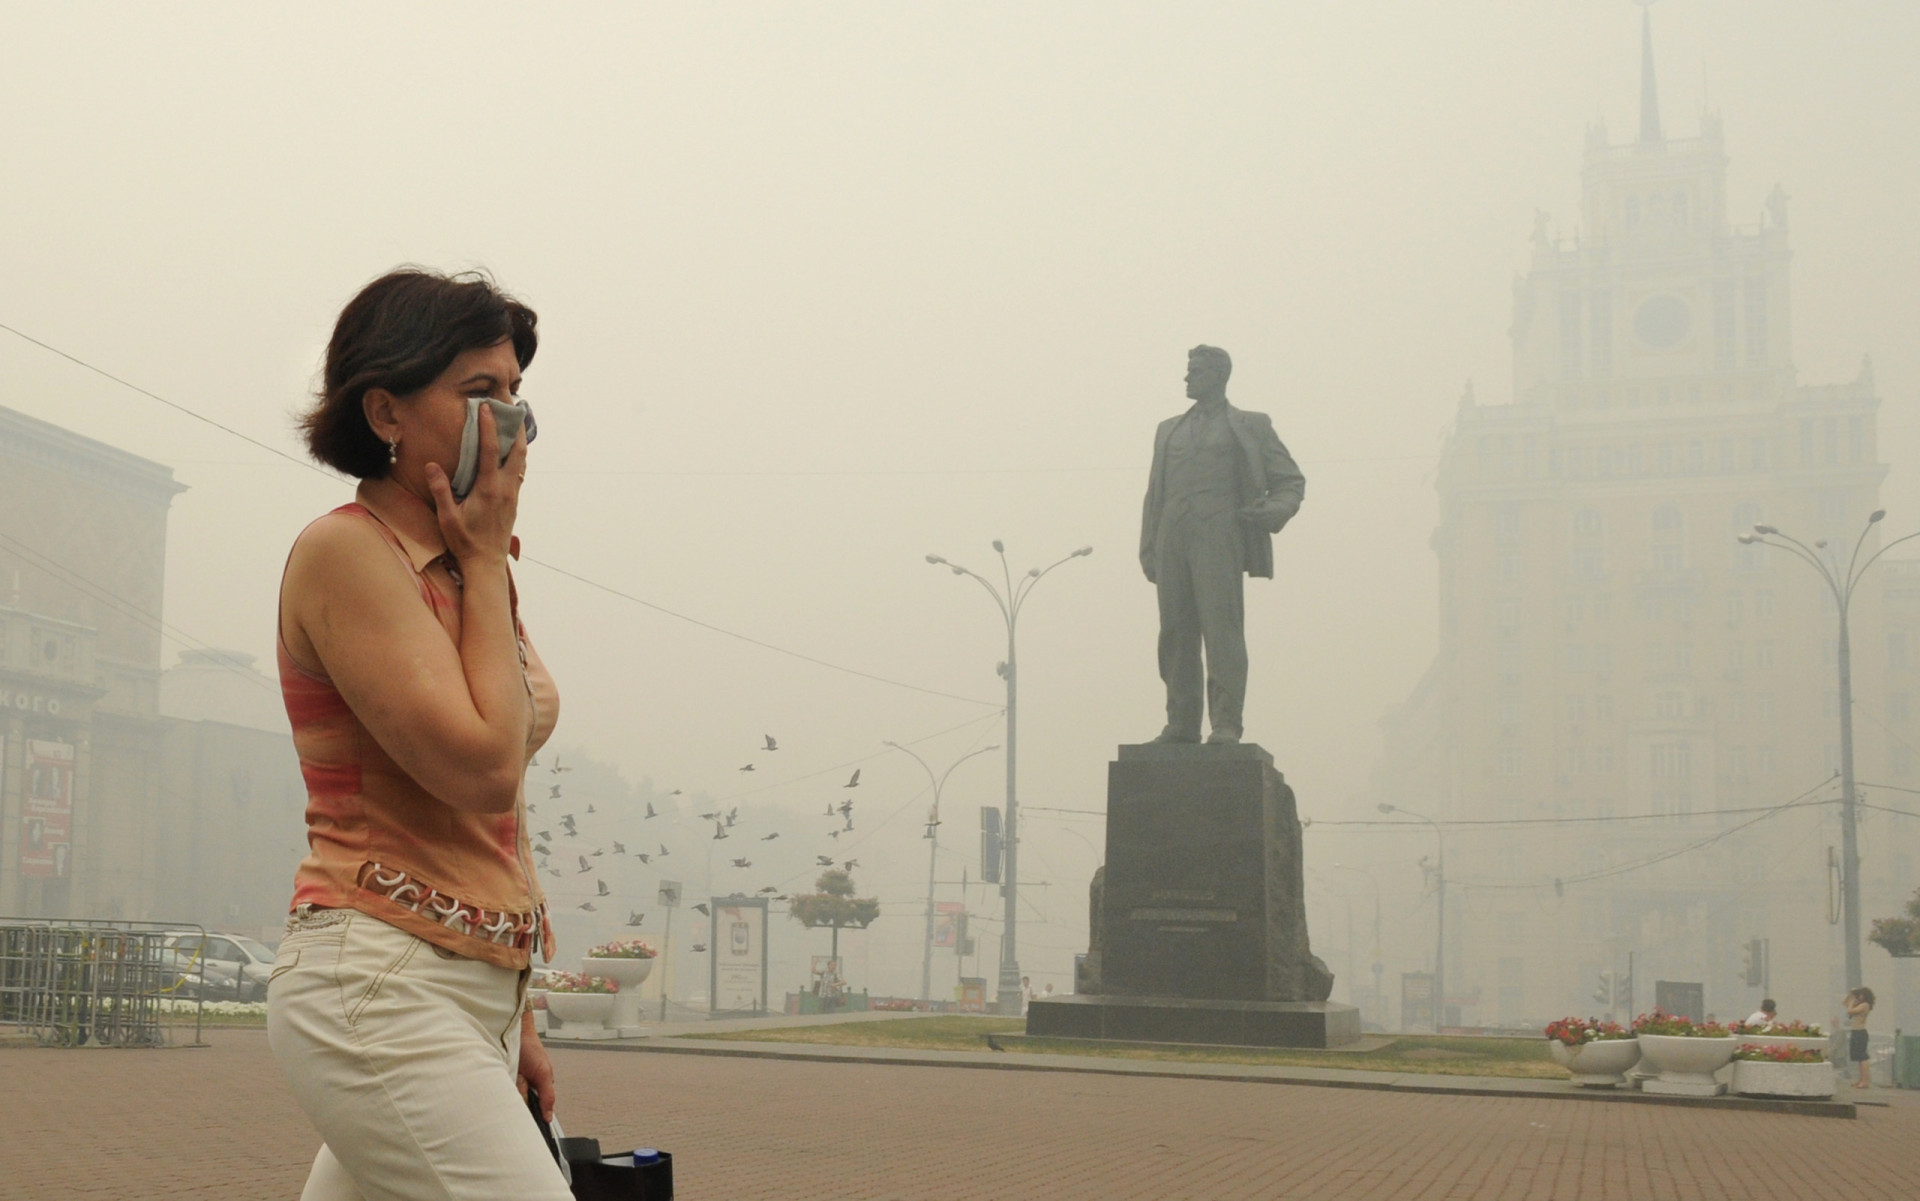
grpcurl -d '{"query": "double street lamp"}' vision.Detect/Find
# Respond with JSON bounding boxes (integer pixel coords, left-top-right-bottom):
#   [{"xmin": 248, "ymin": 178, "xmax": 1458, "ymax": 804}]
[
  {"xmin": 1739, "ymin": 511, "xmax": 1920, "ymax": 990},
  {"xmin": 884, "ymin": 739, "xmax": 1000, "ymax": 1007},
  {"xmin": 926, "ymin": 541, "xmax": 1092, "ymax": 1014},
  {"xmin": 1379, "ymin": 802, "xmax": 1445, "ymax": 1031}
]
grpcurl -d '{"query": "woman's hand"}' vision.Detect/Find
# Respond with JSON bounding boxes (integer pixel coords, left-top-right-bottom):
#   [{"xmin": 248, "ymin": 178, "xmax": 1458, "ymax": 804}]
[
  {"xmin": 518, "ymin": 1016, "xmax": 557, "ymax": 1123},
  {"xmin": 425, "ymin": 404, "xmax": 528, "ymax": 565}
]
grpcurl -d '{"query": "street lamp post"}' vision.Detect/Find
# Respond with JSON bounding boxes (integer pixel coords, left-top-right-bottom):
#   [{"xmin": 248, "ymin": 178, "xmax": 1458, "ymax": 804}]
[
  {"xmin": 927, "ymin": 541, "xmax": 1092, "ymax": 1014},
  {"xmin": 1740, "ymin": 511, "xmax": 1920, "ymax": 990},
  {"xmin": 1379, "ymin": 803, "xmax": 1444, "ymax": 1031},
  {"xmin": 885, "ymin": 739, "xmax": 1001, "ymax": 1008}
]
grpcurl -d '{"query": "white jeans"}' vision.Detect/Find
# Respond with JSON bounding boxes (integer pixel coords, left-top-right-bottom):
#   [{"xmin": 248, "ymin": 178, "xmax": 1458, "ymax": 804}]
[{"xmin": 266, "ymin": 912, "xmax": 571, "ymax": 1201}]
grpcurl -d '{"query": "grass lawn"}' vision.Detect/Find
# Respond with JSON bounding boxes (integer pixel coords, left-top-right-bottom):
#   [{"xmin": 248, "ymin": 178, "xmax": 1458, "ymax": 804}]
[{"xmin": 676, "ymin": 1016, "xmax": 1562, "ymax": 1079}]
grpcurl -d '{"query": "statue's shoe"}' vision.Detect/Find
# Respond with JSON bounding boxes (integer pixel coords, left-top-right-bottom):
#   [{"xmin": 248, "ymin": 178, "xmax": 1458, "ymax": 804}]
[
  {"xmin": 1206, "ymin": 730, "xmax": 1242, "ymax": 744},
  {"xmin": 1150, "ymin": 727, "xmax": 1200, "ymax": 744}
]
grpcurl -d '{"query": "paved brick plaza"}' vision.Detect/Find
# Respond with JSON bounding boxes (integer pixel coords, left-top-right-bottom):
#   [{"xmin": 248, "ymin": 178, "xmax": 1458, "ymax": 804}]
[{"xmin": 4, "ymin": 1028, "xmax": 1917, "ymax": 1200}]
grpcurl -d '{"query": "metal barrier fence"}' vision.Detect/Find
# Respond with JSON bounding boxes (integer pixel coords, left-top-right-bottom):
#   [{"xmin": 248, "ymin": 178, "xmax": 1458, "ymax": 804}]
[{"xmin": 0, "ymin": 918, "xmax": 206, "ymax": 1047}]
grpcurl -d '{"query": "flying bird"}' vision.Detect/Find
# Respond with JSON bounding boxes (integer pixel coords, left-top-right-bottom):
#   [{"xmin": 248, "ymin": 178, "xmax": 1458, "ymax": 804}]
[
  {"xmin": 816, "ymin": 855, "xmax": 834, "ymax": 866},
  {"xmin": 576, "ymin": 857, "xmax": 593, "ymax": 874},
  {"xmin": 591, "ymin": 848, "xmax": 604, "ymax": 857},
  {"xmin": 730, "ymin": 857, "xmax": 751, "ymax": 868},
  {"xmin": 699, "ymin": 811, "xmax": 720, "ymax": 821},
  {"xmin": 551, "ymin": 757, "xmax": 573, "ymax": 774},
  {"xmin": 526, "ymin": 803, "xmax": 538, "ymax": 813},
  {"xmin": 658, "ymin": 844, "xmax": 671, "ymax": 857},
  {"xmin": 757, "ymin": 886, "xmax": 778, "ymax": 894},
  {"xmin": 644, "ymin": 803, "xmax": 657, "ymax": 819},
  {"xmin": 843, "ymin": 815, "xmax": 854, "ymax": 832},
  {"xmin": 824, "ymin": 803, "xmax": 835, "ymax": 817},
  {"xmin": 693, "ymin": 903, "xmax": 710, "ymax": 916},
  {"xmin": 549, "ymin": 785, "xmax": 562, "ymax": 799},
  {"xmin": 763, "ymin": 735, "xmax": 779, "ymax": 752},
  {"xmin": 738, "ymin": 763, "xmax": 756, "ymax": 773},
  {"xmin": 612, "ymin": 841, "xmax": 626, "ymax": 855},
  {"xmin": 774, "ymin": 894, "xmax": 790, "ymax": 901},
  {"xmin": 627, "ymin": 911, "xmax": 645, "ymax": 927},
  {"xmin": 669, "ymin": 789, "xmax": 683, "ymax": 796},
  {"xmin": 544, "ymin": 868, "xmax": 560, "ymax": 878},
  {"xmin": 828, "ymin": 829, "xmax": 842, "ymax": 840},
  {"xmin": 578, "ymin": 901, "xmax": 597, "ymax": 912},
  {"xmin": 559, "ymin": 814, "xmax": 576, "ymax": 830},
  {"xmin": 842, "ymin": 859, "xmax": 859, "ymax": 872},
  {"xmin": 712, "ymin": 822, "xmax": 729, "ymax": 841},
  {"xmin": 838, "ymin": 799, "xmax": 854, "ymax": 817},
  {"xmin": 725, "ymin": 807, "xmax": 738, "ymax": 826},
  {"xmin": 596, "ymin": 880, "xmax": 610, "ymax": 897},
  {"xmin": 635, "ymin": 853, "xmax": 651, "ymax": 864},
  {"xmin": 587, "ymin": 804, "xmax": 597, "ymax": 814},
  {"xmin": 691, "ymin": 943, "xmax": 707, "ymax": 953},
  {"xmin": 760, "ymin": 832, "xmax": 780, "ymax": 841},
  {"xmin": 530, "ymin": 755, "xmax": 540, "ymax": 767},
  {"xmin": 845, "ymin": 769, "xmax": 860, "ymax": 788}
]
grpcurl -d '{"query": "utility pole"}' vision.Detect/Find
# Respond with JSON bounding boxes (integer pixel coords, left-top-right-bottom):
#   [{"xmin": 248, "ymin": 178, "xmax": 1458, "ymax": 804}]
[
  {"xmin": 926, "ymin": 542, "xmax": 1091, "ymax": 1014},
  {"xmin": 885, "ymin": 740, "xmax": 1000, "ymax": 1007},
  {"xmin": 1742, "ymin": 512, "xmax": 1920, "ymax": 989},
  {"xmin": 1379, "ymin": 804, "xmax": 1444, "ymax": 1031}
]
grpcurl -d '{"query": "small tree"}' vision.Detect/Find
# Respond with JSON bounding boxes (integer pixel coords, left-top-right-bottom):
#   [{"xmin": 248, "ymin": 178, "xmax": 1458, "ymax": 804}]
[
  {"xmin": 789, "ymin": 870, "xmax": 880, "ymax": 1001},
  {"xmin": 1869, "ymin": 886, "xmax": 1920, "ymax": 958}
]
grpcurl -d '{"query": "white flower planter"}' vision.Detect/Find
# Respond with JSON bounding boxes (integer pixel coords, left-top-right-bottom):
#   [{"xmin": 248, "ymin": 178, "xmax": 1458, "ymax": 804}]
[
  {"xmin": 1548, "ymin": 1037, "xmax": 1641, "ymax": 1087},
  {"xmin": 582, "ymin": 956, "xmax": 655, "ymax": 1033},
  {"xmin": 1636, "ymin": 1034, "xmax": 1737, "ymax": 1097},
  {"xmin": 544, "ymin": 992, "xmax": 615, "ymax": 1026},
  {"xmin": 1731, "ymin": 1059, "xmax": 1835, "ymax": 1099}
]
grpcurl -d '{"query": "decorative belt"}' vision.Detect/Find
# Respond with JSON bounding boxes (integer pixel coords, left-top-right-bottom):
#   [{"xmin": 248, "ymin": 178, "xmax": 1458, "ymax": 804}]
[{"xmin": 359, "ymin": 862, "xmax": 544, "ymax": 951}]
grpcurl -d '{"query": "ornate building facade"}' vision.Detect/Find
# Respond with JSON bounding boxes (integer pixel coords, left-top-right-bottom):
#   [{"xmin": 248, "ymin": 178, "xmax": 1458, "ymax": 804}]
[
  {"xmin": 0, "ymin": 404, "xmax": 301, "ymax": 936},
  {"xmin": 1373, "ymin": 17, "xmax": 1916, "ymax": 1032}
]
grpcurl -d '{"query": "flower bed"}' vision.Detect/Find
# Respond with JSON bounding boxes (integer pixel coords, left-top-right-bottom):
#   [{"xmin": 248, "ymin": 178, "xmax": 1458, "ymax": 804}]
[
  {"xmin": 1544, "ymin": 1016, "xmax": 1633, "ymax": 1047},
  {"xmin": 586, "ymin": 938, "xmax": 657, "ymax": 960},
  {"xmin": 1633, "ymin": 1010, "xmax": 1735, "ymax": 1096},
  {"xmin": 544, "ymin": 971, "xmax": 617, "ymax": 994},
  {"xmin": 1731, "ymin": 1043, "xmax": 1834, "ymax": 1098}
]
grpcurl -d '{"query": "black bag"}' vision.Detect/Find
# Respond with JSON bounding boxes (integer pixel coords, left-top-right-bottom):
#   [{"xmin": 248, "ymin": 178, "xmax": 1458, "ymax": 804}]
[{"xmin": 526, "ymin": 1090, "xmax": 674, "ymax": 1201}]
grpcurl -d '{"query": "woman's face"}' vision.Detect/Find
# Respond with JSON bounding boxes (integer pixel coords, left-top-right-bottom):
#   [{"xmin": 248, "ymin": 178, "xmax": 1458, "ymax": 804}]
[{"xmin": 375, "ymin": 339, "xmax": 524, "ymax": 496}]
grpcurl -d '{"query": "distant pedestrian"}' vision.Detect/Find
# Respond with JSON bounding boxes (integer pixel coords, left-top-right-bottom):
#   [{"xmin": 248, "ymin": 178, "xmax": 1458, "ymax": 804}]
[
  {"xmin": 1745, "ymin": 999, "xmax": 1777, "ymax": 1029},
  {"xmin": 1845, "ymin": 988, "xmax": 1876, "ymax": 1089}
]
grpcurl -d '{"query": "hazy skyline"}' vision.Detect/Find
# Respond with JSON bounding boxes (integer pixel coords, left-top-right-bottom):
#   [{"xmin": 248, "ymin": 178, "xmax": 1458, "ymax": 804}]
[{"xmin": 4, "ymin": 1, "xmax": 1916, "ymax": 996}]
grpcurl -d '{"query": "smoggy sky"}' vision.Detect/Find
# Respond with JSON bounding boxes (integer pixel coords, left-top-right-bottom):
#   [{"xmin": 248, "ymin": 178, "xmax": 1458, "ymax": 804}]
[{"xmin": 4, "ymin": 2, "xmax": 1917, "ymax": 992}]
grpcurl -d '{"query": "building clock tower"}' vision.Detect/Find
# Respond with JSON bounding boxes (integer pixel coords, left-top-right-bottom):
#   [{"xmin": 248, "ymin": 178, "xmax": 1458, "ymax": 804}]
[{"xmin": 1370, "ymin": 3, "xmax": 1905, "ymax": 1033}]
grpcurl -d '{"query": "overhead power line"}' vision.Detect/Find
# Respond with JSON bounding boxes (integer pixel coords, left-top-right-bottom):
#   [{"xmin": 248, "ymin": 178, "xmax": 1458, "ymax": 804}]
[{"xmin": 0, "ymin": 321, "xmax": 996, "ymax": 708}]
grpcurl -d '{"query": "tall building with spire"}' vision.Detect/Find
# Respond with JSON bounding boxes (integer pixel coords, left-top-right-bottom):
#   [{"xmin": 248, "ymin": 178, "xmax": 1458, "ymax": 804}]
[{"xmin": 1371, "ymin": 9, "xmax": 1913, "ymax": 1031}]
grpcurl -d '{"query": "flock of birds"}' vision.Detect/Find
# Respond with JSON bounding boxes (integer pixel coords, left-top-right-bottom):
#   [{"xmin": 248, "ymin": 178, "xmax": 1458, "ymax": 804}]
[{"xmin": 524, "ymin": 738, "xmax": 878, "ymax": 953}]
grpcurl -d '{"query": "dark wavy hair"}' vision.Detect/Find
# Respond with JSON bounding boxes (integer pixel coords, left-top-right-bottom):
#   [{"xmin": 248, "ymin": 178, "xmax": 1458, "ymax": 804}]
[{"xmin": 301, "ymin": 268, "xmax": 538, "ymax": 478}]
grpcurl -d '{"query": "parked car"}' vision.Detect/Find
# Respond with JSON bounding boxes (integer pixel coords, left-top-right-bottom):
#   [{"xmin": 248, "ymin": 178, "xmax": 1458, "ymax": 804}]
[{"xmin": 158, "ymin": 932, "xmax": 277, "ymax": 1002}]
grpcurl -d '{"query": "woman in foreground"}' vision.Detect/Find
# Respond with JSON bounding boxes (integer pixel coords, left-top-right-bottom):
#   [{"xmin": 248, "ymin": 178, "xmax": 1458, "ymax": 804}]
[{"xmin": 266, "ymin": 268, "xmax": 569, "ymax": 1199}]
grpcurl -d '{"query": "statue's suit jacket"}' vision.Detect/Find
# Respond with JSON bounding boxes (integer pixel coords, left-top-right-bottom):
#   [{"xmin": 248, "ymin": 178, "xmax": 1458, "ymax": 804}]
[{"xmin": 1140, "ymin": 404, "xmax": 1305, "ymax": 581}]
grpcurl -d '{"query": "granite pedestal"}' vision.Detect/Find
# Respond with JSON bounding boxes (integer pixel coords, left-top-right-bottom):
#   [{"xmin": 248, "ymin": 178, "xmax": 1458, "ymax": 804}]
[{"xmin": 1027, "ymin": 741, "xmax": 1358, "ymax": 1049}]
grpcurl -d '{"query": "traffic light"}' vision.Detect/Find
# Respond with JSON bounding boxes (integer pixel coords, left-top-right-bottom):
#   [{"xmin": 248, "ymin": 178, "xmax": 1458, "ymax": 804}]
[
  {"xmin": 1615, "ymin": 966, "xmax": 1632, "ymax": 1010},
  {"xmin": 1593, "ymin": 970, "xmax": 1615, "ymax": 1008},
  {"xmin": 980, "ymin": 807, "xmax": 1003, "ymax": 884},
  {"xmin": 1742, "ymin": 938, "xmax": 1766, "ymax": 987}
]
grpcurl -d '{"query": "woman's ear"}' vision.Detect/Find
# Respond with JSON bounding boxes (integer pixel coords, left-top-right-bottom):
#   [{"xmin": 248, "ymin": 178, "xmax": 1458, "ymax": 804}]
[{"xmin": 363, "ymin": 388, "xmax": 401, "ymax": 446}]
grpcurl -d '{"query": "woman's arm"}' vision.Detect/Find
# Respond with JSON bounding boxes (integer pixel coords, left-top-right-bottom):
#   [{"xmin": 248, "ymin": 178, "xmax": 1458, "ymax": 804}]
[{"xmin": 287, "ymin": 419, "xmax": 531, "ymax": 814}]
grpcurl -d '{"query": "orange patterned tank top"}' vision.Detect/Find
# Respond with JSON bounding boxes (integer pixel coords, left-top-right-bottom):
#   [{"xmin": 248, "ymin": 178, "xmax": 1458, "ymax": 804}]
[{"xmin": 279, "ymin": 499, "xmax": 559, "ymax": 969}]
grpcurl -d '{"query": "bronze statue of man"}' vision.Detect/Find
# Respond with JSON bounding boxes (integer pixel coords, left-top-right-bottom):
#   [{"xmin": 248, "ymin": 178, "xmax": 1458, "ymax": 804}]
[{"xmin": 1140, "ymin": 346, "xmax": 1304, "ymax": 744}]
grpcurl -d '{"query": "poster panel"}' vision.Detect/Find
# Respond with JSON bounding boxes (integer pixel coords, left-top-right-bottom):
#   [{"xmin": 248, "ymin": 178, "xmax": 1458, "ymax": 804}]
[
  {"xmin": 21, "ymin": 739, "xmax": 74, "ymax": 879},
  {"xmin": 710, "ymin": 897, "xmax": 768, "ymax": 1015},
  {"xmin": 932, "ymin": 901, "xmax": 963, "ymax": 948}
]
